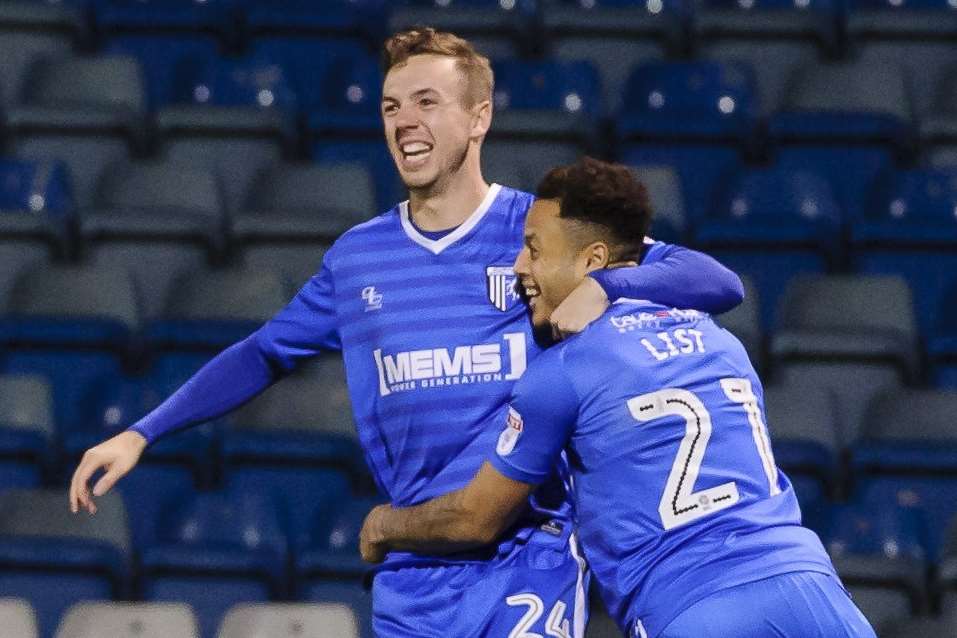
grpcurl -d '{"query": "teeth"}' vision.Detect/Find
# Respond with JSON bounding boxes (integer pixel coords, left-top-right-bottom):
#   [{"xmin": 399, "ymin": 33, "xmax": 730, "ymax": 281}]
[{"xmin": 401, "ymin": 142, "xmax": 432, "ymax": 155}]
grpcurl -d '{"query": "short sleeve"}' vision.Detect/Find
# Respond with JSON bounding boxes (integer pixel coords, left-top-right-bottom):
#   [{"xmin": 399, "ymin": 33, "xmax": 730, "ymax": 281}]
[{"xmin": 490, "ymin": 353, "xmax": 579, "ymax": 485}]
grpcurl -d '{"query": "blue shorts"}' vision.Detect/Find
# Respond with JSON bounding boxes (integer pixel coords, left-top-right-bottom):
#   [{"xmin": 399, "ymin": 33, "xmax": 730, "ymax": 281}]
[
  {"xmin": 654, "ymin": 571, "xmax": 876, "ymax": 638},
  {"xmin": 371, "ymin": 529, "xmax": 589, "ymax": 637}
]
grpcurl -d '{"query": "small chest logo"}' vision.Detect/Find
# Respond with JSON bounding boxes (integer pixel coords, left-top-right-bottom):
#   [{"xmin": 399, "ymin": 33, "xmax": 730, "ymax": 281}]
[
  {"xmin": 486, "ymin": 265, "xmax": 521, "ymax": 312},
  {"xmin": 362, "ymin": 286, "xmax": 383, "ymax": 312}
]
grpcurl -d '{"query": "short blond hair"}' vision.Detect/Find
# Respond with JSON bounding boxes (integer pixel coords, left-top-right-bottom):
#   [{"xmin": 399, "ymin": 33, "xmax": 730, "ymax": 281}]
[{"xmin": 382, "ymin": 27, "xmax": 494, "ymax": 108}]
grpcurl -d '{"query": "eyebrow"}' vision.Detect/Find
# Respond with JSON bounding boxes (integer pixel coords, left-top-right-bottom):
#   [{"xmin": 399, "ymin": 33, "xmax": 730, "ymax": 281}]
[{"xmin": 382, "ymin": 87, "xmax": 441, "ymax": 104}]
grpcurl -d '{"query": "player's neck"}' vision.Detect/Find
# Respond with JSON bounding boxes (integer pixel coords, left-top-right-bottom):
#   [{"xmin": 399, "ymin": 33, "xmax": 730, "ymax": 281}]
[{"xmin": 408, "ymin": 164, "xmax": 489, "ymax": 231}]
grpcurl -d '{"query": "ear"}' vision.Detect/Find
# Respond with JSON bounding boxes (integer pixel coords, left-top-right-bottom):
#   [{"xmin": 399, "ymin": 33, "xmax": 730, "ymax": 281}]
[
  {"xmin": 581, "ymin": 241, "xmax": 611, "ymax": 273},
  {"xmin": 470, "ymin": 99, "xmax": 492, "ymax": 140}
]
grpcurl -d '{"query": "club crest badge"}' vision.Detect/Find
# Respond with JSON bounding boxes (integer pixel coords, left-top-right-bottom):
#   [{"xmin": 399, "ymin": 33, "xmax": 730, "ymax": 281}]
[{"xmin": 486, "ymin": 265, "xmax": 521, "ymax": 312}]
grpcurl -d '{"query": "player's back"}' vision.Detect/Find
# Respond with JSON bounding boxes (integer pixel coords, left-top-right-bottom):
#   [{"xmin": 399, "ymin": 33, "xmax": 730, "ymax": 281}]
[{"xmin": 555, "ymin": 302, "xmax": 837, "ymax": 637}]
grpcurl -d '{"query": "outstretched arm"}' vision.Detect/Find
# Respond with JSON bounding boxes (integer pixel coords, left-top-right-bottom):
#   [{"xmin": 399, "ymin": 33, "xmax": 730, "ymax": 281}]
[
  {"xmin": 549, "ymin": 241, "xmax": 744, "ymax": 338},
  {"xmin": 360, "ymin": 461, "xmax": 535, "ymax": 562}
]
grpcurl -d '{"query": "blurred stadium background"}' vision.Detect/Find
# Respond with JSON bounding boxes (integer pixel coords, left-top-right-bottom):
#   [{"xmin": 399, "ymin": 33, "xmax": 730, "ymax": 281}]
[{"xmin": 0, "ymin": 0, "xmax": 955, "ymax": 636}]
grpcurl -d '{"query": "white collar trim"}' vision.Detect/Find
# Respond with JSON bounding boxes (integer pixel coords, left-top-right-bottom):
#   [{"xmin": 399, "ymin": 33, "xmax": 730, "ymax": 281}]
[{"xmin": 400, "ymin": 183, "xmax": 502, "ymax": 255}]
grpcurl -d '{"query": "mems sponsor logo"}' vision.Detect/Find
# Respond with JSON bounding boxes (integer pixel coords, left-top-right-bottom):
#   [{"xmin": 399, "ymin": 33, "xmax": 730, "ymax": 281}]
[{"xmin": 373, "ymin": 333, "xmax": 527, "ymax": 396}]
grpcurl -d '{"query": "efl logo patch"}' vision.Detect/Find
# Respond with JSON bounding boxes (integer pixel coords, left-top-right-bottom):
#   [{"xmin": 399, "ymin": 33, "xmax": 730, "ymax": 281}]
[
  {"xmin": 486, "ymin": 266, "xmax": 521, "ymax": 312},
  {"xmin": 496, "ymin": 406, "xmax": 524, "ymax": 456}
]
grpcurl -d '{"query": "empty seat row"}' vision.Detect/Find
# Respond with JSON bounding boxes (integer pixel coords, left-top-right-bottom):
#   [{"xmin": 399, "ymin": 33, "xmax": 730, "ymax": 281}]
[{"xmin": 0, "ymin": 598, "xmax": 366, "ymax": 638}]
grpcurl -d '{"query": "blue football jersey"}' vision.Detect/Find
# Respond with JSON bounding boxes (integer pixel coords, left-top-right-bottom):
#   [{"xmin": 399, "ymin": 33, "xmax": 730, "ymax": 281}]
[{"xmin": 491, "ymin": 301, "xmax": 838, "ymax": 637}]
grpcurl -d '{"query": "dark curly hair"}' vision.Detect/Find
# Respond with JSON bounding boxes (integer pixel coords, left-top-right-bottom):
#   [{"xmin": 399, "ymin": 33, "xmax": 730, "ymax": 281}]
[
  {"xmin": 382, "ymin": 27, "xmax": 494, "ymax": 108},
  {"xmin": 536, "ymin": 156, "xmax": 653, "ymax": 263}
]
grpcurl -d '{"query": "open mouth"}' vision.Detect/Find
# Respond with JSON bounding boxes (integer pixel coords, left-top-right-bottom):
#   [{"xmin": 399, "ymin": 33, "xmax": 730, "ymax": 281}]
[
  {"xmin": 399, "ymin": 141, "xmax": 434, "ymax": 165},
  {"xmin": 521, "ymin": 280, "xmax": 541, "ymax": 308}
]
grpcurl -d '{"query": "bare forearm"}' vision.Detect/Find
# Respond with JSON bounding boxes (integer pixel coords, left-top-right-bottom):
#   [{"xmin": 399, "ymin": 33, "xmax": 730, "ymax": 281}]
[{"xmin": 374, "ymin": 491, "xmax": 498, "ymax": 556}]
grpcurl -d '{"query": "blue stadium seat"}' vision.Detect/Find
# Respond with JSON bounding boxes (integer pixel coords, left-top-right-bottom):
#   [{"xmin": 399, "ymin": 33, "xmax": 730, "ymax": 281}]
[
  {"xmin": 5, "ymin": 54, "xmax": 146, "ymax": 209},
  {"xmin": 0, "ymin": 264, "xmax": 139, "ymax": 433},
  {"xmin": 543, "ymin": 0, "xmax": 684, "ymax": 112},
  {"xmin": 242, "ymin": 0, "xmax": 386, "ymax": 41},
  {"xmin": 491, "ymin": 59, "xmax": 602, "ymax": 143},
  {"xmin": 934, "ymin": 288, "xmax": 957, "ymax": 389},
  {"xmin": 824, "ymin": 503, "xmax": 927, "ymax": 624},
  {"xmin": 140, "ymin": 487, "xmax": 288, "ymax": 638},
  {"xmin": 618, "ymin": 61, "xmax": 757, "ymax": 142},
  {"xmin": 695, "ymin": 167, "xmax": 840, "ymax": 328},
  {"xmin": 307, "ymin": 53, "xmax": 382, "ymax": 137},
  {"xmin": 0, "ymin": 374, "xmax": 54, "ymax": 491},
  {"xmin": 104, "ymin": 35, "xmax": 220, "ymax": 110},
  {"xmin": 851, "ymin": 168, "xmax": 957, "ymax": 342},
  {"xmin": 0, "ymin": 489, "xmax": 131, "ymax": 638},
  {"xmin": 295, "ymin": 497, "xmax": 379, "ymax": 580},
  {"xmin": 620, "ymin": 145, "xmax": 741, "ymax": 222},
  {"xmin": 92, "ymin": 0, "xmax": 236, "ymax": 38},
  {"xmin": 850, "ymin": 477, "xmax": 957, "ymax": 564},
  {"xmin": 632, "ymin": 165, "xmax": 688, "ymax": 243}
]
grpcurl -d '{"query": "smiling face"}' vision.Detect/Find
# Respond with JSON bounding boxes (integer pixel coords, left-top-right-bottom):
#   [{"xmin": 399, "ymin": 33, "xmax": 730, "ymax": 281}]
[
  {"xmin": 513, "ymin": 199, "xmax": 596, "ymax": 330},
  {"xmin": 381, "ymin": 54, "xmax": 486, "ymax": 193}
]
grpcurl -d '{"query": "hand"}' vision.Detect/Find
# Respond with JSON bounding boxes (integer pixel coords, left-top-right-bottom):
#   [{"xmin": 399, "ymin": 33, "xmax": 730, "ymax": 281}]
[
  {"xmin": 549, "ymin": 276, "xmax": 610, "ymax": 341},
  {"xmin": 359, "ymin": 504, "xmax": 391, "ymax": 564},
  {"xmin": 69, "ymin": 430, "xmax": 147, "ymax": 515}
]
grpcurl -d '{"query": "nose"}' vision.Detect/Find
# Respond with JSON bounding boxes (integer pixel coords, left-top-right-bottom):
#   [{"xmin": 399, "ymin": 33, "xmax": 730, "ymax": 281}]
[
  {"xmin": 514, "ymin": 247, "xmax": 530, "ymax": 277},
  {"xmin": 394, "ymin": 102, "xmax": 419, "ymax": 131}
]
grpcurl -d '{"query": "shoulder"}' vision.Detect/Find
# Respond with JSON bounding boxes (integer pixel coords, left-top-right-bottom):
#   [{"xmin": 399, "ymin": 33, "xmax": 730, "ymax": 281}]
[
  {"xmin": 322, "ymin": 206, "xmax": 402, "ymax": 263},
  {"xmin": 514, "ymin": 346, "xmax": 571, "ymax": 397}
]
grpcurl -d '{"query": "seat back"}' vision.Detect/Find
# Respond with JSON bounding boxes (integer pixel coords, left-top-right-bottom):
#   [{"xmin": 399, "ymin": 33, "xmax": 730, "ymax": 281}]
[
  {"xmin": 0, "ymin": 598, "xmax": 37, "ymax": 638},
  {"xmin": 55, "ymin": 602, "xmax": 199, "ymax": 638},
  {"xmin": 216, "ymin": 603, "xmax": 358, "ymax": 638}
]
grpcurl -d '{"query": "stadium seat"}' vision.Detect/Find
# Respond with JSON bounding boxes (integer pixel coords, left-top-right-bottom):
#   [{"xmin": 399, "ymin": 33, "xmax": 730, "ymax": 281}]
[
  {"xmin": 543, "ymin": 0, "xmax": 682, "ymax": 112},
  {"xmin": 851, "ymin": 478, "xmax": 957, "ymax": 563},
  {"xmin": 82, "ymin": 160, "xmax": 226, "ymax": 319},
  {"xmin": 0, "ymin": 489, "xmax": 130, "ymax": 638},
  {"xmin": 92, "ymin": 0, "xmax": 236, "ymax": 41},
  {"xmin": 104, "ymin": 35, "xmax": 221, "ymax": 110},
  {"xmin": 5, "ymin": 54, "xmax": 146, "ymax": 209},
  {"xmin": 0, "ymin": 374, "xmax": 54, "ymax": 490},
  {"xmin": 935, "ymin": 517, "xmax": 957, "ymax": 617},
  {"xmin": 880, "ymin": 615, "xmax": 957, "ymax": 638},
  {"xmin": 140, "ymin": 487, "xmax": 288, "ymax": 638},
  {"xmin": 307, "ymin": 53, "xmax": 382, "ymax": 138},
  {"xmin": 713, "ymin": 274, "xmax": 762, "ymax": 367},
  {"xmin": 157, "ymin": 54, "xmax": 297, "ymax": 214},
  {"xmin": 147, "ymin": 267, "xmax": 287, "ymax": 349},
  {"xmin": 695, "ymin": 167, "xmax": 841, "ymax": 328},
  {"xmin": 312, "ymin": 140, "xmax": 403, "ymax": 213},
  {"xmin": 617, "ymin": 61, "xmax": 757, "ymax": 143},
  {"xmin": 934, "ymin": 281, "xmax": 957, "ymax": 389},
  {"xmin": 847, "ymin": 0, "xmax": 957, "ymax": 122},
  {"xmin": 295, "ymin": 497, "xmax": 381, "ymax": 592},
  {"xmin": 216, "ymin": 602, "xmax": 359, "ymax": 638},
  {"xmin": 0, "ymin": 2, "xmax": 80, "ymax": 108},
  {"xmin": 236, "ymin": 162, "xmax": 377, "ymax": 287},
  {"xmin": 0, "ymin": 264, "xmax": 138, "ymax": 433},
  {"xmin": 243, "ymin": 0, "xmax": 385, "ymax": 42},
  {"xmin": 845, "ymin": 585, "xmax": 913, "ymax": 635},
  {"xmin": 763, "ymin": 381, "xmax": 841, "ymax": 512},
  {"xmin": 851, "ymin": 168, "xmax": 957, "ymax": 342},
  {"xmin": 491, "ymin": 59, "xmax": 603, "ymax": 144},
  {"xmin": 694, "ymin": 0, "xmax": 838, "ymax": 116},
  {"xmin": 388, "ymin": 0, "xmax": 530, "ymax": 60},
  {"xmin": 482, "ymin": 140, "xmax": 581, "ymax": 196},
  {"xmin": 0, "ymin": 597, "xmax": 39, "ymax": 638},
  {"xmin": 620, "ymin": 145, "xmax": 741, "ymax": 222},
  {"xmin": 824, "ymin": 503, "xmax": 928, "ymax": 618},
  {"xmin": 295, "ymin": 583, "xmax": 372, "ymax": 638},
  {"xmin": 632, "ymin": 165, "xmax": 687, "ymax": 243},
  {"xmin": 770, "ymin": 275, "xmax": 917, "ymax": 442},
  {"xmin": 0, "ymin": 158, "xmax": 73, "ymax": 310},
  {"xmin": 54, "ymin": 602, "xmax": 199, "ymax": 638}
]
